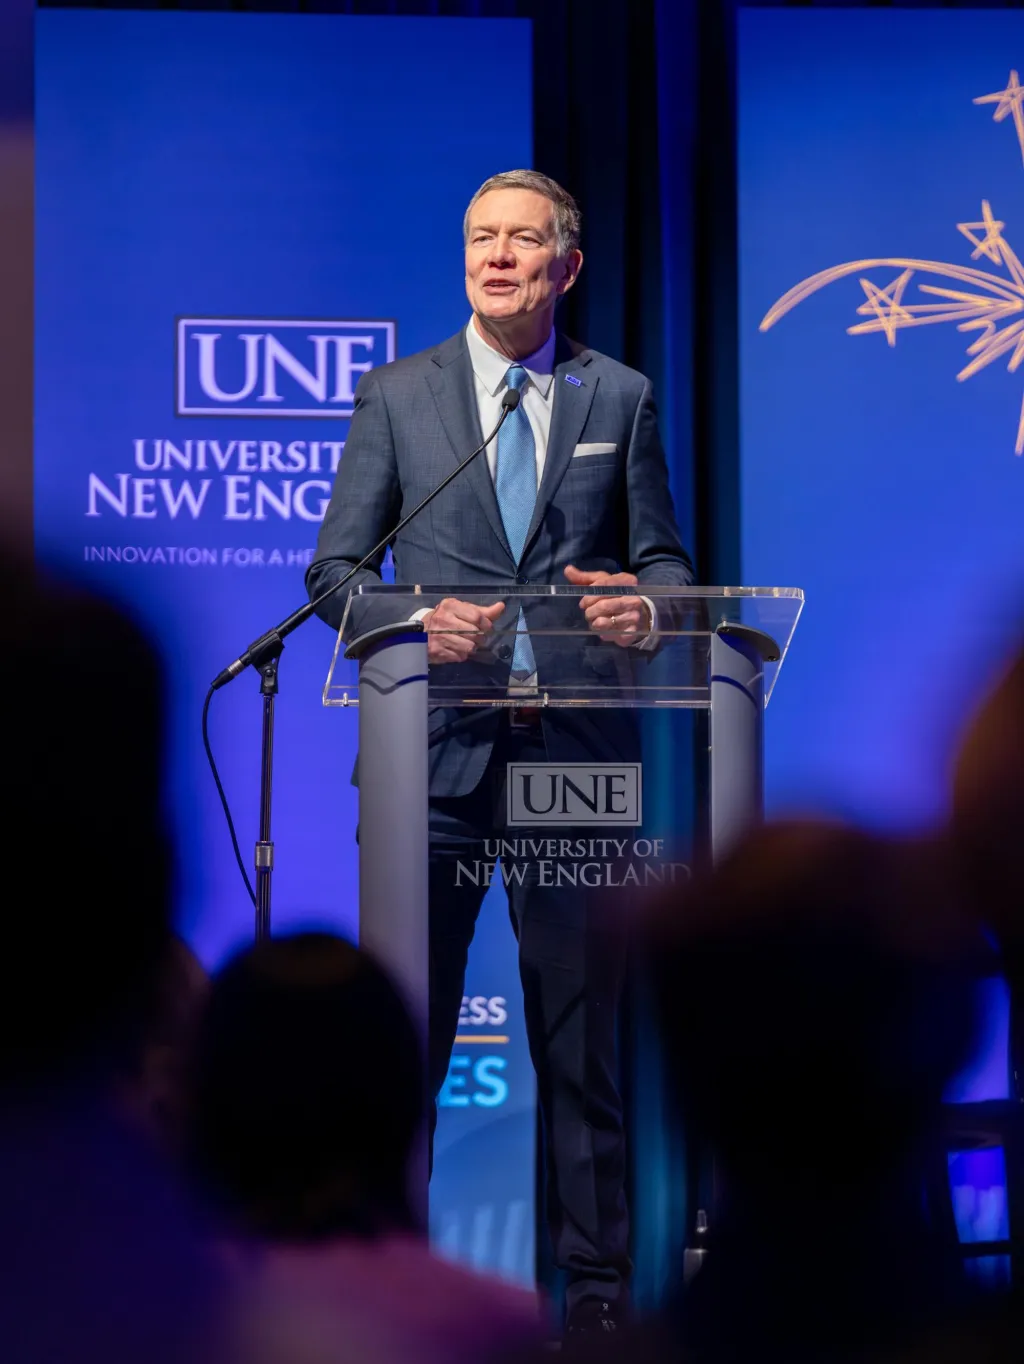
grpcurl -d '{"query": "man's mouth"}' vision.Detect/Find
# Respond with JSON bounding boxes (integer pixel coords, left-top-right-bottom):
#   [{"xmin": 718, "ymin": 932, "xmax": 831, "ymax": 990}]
[{"xmin": 482, "ymin": 280, "xmax": 518, "ymax": 292}]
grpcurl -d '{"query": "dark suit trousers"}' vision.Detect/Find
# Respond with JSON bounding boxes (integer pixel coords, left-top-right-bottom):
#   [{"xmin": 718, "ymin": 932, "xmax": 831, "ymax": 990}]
[{"xmin": 427, "ymin": 715, "xmax": 631, "ymax": 1313}]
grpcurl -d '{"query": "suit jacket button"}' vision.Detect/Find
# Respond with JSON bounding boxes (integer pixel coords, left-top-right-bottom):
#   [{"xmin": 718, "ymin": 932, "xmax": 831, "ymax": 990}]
[
  {"xmin": 497, "ymin": 645, "xmax": 512, "ymax": 661},
  {"xmin": 516, "ymin": 574, "xmax": 529, "ymax": 585}
]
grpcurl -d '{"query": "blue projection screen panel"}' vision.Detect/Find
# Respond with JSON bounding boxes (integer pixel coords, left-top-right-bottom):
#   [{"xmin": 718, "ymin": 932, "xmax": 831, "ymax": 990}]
[
  {"xmin": 36, "ymin": 8, "xmax": 534, "ymax": 1283},
  {"xmin": 738, "ymin": 7, "xmax": 1024, "ymax": 827},
  {"xmin": 738, "ymin": 8, "xmax": 1023, "ymax": 1107}
]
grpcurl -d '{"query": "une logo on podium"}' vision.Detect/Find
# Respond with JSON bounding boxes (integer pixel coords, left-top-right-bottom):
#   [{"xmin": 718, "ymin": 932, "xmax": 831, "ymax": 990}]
[
  {"xmin": 176, "ymin": 318, "xmax": 396, "ymax": 418},
  {"xmin": 506, "ymin": 763, "xmax": 642, "ymax": 826}
]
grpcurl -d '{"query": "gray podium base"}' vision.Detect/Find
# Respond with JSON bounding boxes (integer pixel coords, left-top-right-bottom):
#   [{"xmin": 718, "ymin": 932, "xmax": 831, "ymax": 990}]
[
  {"xmin": 346, "ymin": 622, "xmax": 430, "ymax": 1224},
  {"xmin": 709, "ymin": 623, "xmax": 780, "ymax": 863},
  {"xmin": 694, "ymin": 624, "xmax": 783, "ymax": 1274}
]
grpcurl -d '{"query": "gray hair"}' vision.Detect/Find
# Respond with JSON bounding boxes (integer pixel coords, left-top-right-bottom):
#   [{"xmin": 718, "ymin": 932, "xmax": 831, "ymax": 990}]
[{"xmin": 463, "ymin": 170, "xmax": 581, "ymax": 255}]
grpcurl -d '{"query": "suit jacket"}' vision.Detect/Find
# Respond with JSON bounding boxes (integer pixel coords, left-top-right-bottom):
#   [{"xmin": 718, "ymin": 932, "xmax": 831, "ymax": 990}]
[{"xmin": 307, "ymin": 326, "xmax": 695, "ymax": 797}]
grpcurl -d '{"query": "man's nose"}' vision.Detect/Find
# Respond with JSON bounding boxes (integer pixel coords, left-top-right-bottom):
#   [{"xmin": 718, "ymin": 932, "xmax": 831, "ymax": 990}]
[{"xmin": 487, "ymin": 236, "xmax": 516, "ymax": 266}]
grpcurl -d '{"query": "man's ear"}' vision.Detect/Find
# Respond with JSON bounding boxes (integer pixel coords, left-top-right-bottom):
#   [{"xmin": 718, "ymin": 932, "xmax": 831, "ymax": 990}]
[{"xmin": 558, "ymin": 249, "xmax": 583, "ymax": 296}]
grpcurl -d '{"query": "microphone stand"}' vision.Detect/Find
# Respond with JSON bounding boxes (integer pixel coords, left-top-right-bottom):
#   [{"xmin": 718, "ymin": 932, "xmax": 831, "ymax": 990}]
[{"xmin": 207, "ymin": 389, "xmax": 521, "ymax": 941}]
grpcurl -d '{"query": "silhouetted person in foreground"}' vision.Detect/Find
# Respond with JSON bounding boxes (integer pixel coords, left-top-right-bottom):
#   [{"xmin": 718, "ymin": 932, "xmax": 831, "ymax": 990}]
[
  {"xmin": 937, "ymin": 640, "xmax": 1024, "ymax": 1359},
  {"xmin": 187, "ymin": 932, "xmax": 543, "ymax": 1364},
  {"xmin": 0, "ymin": 553, "xmax": 216, "ymax": 1364},
  {"xmin": 2, "ymin": 556, "xmax": 171, "ymax": 1090},
  {"xmin": 112, "ymin": 935, "xmax": 210, "ymax": 1161},
  {"xmin": 636, "ymin": 822, "xmax": 987, "ymax": 1364},
  {"xmin": 951, "ymin": 641, "xmax": 1024, "ymax": 1093}
]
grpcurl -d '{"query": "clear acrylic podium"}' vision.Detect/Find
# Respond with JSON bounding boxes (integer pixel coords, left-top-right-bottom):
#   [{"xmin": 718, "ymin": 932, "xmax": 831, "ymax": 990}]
[{"xmin": 322, "ymin": 585, "xmax": 802, "ymax": 1044}]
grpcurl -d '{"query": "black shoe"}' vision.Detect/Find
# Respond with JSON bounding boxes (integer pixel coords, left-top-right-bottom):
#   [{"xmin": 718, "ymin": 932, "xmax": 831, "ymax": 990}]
[{"xmin": 564, "ymin": 1300, "xmax": 620, "ymax": 1347}]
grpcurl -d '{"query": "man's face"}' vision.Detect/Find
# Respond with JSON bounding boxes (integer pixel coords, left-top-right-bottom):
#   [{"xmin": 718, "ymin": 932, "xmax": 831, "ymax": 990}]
[{"xmin": 465, "ymin": 188, "xmax": 581, "ymax": 328}]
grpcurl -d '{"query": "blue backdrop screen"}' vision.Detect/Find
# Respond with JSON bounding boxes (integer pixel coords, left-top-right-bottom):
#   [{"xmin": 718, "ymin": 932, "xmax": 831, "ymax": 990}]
[
  {"xmin": 738, "ymin": 8, "xmax": 1023, "ymax": 1164},
  {"xmin": 36, "ymin": 8, "xmax": 535, "ymax": 1283},
  {"xmin": 738, "ymin": 7, "xmax": 1024, "ymax": 829}
]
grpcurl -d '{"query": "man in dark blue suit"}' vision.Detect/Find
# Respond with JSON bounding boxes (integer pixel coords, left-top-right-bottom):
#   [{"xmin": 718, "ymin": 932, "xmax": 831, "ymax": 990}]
[{"xmin": 308, "ymin": 170, "xmax": 694, "ymax": 1333}]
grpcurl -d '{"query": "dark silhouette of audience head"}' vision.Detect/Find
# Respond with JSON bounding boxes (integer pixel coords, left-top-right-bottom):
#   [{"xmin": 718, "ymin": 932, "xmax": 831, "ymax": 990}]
[
  {"xmin": 649, "ymin": 822, "xmax": 983, "ymax": 1206},
  {"xmin": 644, "ymin": 821, "xmax": 986, "ymax": 1361},
  {"xmin": 188, "ymin": 932, "xmax": 423, "ymax": 1242},
  {"xmin": 2, "ymin": 551, "xmax": 172, "ymax": 1093},
  {"xmin": 0, "ymin": 554, "xmax": 213, "ymax": 1364},
  {"xmin": 951, "ymin": 642, "xmax": 1024, "ymax": 955},
  {"xmin": 113, "ymin": 936, "xmax": 210, "ymax": 1160}
]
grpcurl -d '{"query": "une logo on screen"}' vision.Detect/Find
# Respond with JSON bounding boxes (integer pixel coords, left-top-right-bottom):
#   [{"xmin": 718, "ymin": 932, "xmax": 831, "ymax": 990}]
[{"xmin": 176, "ymin": 318, "xmax": 396, "ymax": 418}]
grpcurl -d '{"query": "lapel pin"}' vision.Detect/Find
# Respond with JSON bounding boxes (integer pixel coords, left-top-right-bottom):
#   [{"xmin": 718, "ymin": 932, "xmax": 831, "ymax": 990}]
[{"xmin": 564, "ymin": 374, "xmax": 582, "ymax": 387}]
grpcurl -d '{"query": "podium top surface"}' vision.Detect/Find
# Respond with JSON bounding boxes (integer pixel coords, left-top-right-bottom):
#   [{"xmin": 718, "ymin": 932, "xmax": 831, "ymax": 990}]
[{"xmin": 325, "ymin": 585, "xmax": 803, "ymax": 709}]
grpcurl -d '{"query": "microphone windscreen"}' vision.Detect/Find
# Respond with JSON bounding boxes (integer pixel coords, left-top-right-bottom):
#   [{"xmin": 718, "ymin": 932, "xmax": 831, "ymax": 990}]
[{"xmin": 502, "ymin": 387, "xmax": 522, "ymax": 411}]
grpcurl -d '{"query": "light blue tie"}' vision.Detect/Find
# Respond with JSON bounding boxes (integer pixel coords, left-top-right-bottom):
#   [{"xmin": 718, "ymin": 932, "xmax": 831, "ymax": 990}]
[{"xmin": 494, "ymin": 365, "xmax": 537, "ymax": 675}]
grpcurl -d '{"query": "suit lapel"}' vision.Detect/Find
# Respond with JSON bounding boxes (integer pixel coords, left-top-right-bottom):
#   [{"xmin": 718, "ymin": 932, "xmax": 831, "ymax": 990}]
[
  {"xmin": 425, "ymin": 334, "xmax": 515, "ymax": 564},
  {"xmin": 522, "ymin": 339, "xmax": 597, "ymax": 556}
]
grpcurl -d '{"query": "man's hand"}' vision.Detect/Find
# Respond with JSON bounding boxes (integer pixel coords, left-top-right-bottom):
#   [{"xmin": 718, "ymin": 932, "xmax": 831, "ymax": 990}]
[
  {"xmin": 564, "ymin": 564, "xmax": 652, "ymax": 648},
  {"xmin": 421, "ymin": 598, "xmax": 505, "ymax": 665}
]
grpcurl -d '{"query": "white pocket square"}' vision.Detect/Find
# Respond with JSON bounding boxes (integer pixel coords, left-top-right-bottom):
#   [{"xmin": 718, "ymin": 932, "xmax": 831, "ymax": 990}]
[{"xmin": 572, "ymin": 442, "xmax": 618, "ymax": 457}]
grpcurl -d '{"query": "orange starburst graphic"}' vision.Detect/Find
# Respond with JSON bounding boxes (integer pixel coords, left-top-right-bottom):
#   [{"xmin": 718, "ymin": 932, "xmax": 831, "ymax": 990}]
[
  {"xmin": 974, "ymin": 69, "xmax": 1024, "ymax": 167},
  {"xmin": 761, "ymin": 74, "xmax": 1024, "ymax": 455}
]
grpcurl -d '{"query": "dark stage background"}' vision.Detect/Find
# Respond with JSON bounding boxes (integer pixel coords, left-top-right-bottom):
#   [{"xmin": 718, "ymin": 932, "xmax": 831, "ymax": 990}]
[{"xmin": 31, "ymin": 0, "xmax": 1024, "ymax": 1307}]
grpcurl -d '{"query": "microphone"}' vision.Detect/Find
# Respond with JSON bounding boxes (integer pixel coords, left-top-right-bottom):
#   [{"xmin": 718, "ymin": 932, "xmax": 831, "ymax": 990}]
[{"xmin": 210, "ymin": 384, "xmax": 522, "ymax": 689}]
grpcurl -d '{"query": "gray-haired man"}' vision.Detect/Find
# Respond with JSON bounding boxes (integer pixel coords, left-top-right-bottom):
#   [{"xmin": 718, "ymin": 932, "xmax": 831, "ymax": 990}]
[{"xmin": 308, "ymin": 171, "xmax": 694, "ymax": 1333}]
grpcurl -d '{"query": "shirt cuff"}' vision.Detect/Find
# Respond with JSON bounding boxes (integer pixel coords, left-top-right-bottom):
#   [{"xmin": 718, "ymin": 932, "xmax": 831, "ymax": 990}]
[
  {"xmin": 409, "ymin": 607, "xmax": 433, "ymax": 625},
  {"xmin": 632, "ymin": 596, "xmax": 659, "ymax": 651}
]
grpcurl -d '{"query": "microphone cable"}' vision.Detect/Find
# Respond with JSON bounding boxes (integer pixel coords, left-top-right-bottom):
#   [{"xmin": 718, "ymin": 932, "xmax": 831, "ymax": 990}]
[{"xmin": 203, "ymin": 683, "xmax": 256, "ymax": 907}]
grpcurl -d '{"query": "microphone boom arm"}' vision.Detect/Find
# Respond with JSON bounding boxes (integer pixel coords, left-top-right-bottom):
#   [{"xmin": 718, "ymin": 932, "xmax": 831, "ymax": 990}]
[{"xmin": 211, "ymin": 387, "xmax": 520, "ymax": 689}]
